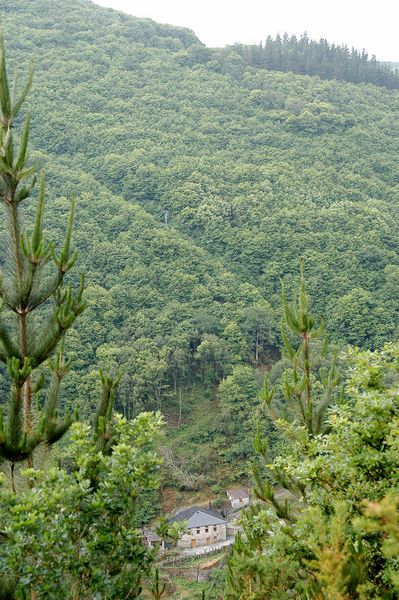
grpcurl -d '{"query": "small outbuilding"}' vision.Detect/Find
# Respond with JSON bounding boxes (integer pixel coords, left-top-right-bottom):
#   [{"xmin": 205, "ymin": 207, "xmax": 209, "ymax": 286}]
[
  {"xmin": 169, "ymin": 506, "xmax": 227, "ymax": 549},
  {"xmin": 226, "ymin": 487, "xmax": 250, "ymax": 509},
  {"xmin": 142, "ymin": 527, "xmax": 166, "ymax": 553}
]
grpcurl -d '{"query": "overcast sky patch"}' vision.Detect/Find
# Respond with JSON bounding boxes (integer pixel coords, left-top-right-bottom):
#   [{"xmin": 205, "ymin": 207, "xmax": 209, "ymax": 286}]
[{"xmin": 93, "ymin": 0, "xmax": 399, "ymax": 62}]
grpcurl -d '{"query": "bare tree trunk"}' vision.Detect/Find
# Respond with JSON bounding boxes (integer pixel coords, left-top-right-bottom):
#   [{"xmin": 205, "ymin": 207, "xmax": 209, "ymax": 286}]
[
  {"xmin": 303, "ymin": 332, "xmax": 312, "ymax": 433},
  {"xmin": 255, "ymin": 329, "xmax": 259, "ymax": 362},
  {"xmin": 10, "ymin": 462, "xmax": 16, "ymax": 494},
  {"xmin": 178, "ymin": 388, "xmax": 183, "ymax": 426}
]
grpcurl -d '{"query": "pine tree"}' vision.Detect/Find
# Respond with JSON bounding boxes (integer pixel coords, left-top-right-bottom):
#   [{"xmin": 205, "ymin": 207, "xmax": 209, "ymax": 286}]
[
  {"xmin": 225, "ymin": 264, "xmax": 343, "ymax": 598},
  {"xmin": 0, "ymin": 37, "xmax": 85, "ymax": 487},
  {"xmin": 254, "ymin": 260, "xmax": 339, "ymax": 519},
  {"xmin": 232, "ymin": 34, "xmax": 399, "ymax": 89},
  {"xmin": 262, "ymin": 259, "xmax": 338, "ymax": 436}
]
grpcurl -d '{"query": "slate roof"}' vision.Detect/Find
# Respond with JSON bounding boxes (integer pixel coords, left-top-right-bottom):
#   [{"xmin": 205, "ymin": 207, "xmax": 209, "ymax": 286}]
[
  {"xmin": 169, "ymin": 506, "xmax": 226, "ymax": 528},
  {"xmin": 142, "ymin": 527, "xmax": 161, "ymax": 542},
  {"xmin": 226, "ymin": 487, "xmax": 249, "ymax": 500}
]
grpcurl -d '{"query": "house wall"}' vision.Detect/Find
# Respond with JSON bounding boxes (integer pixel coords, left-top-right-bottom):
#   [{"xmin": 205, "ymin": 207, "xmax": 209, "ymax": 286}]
[
  {"xmin": 177, "ymin": 523, "xmax": 227, "ymax": 549},
  {"xmin": 231, "ymin": 497, "xmax": 250, "ymax": 509}
]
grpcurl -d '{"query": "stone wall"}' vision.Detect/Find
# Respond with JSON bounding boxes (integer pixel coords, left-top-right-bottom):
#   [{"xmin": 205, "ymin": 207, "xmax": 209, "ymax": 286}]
[{"xmin": 177, "ymin": 523, "xmax": 227, "ymax": 549}]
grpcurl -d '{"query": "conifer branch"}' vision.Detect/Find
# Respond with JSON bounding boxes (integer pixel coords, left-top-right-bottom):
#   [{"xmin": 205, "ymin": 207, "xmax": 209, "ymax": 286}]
[{"xmin": 0, "ymin": 37, "xmax": 85, "ymax": 465}]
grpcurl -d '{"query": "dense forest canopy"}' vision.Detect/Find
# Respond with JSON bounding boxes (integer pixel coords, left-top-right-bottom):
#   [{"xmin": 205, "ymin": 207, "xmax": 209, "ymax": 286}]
[
  {"xmin": 0, "ymin": 2, "xmax": 398, "ymax": 598},
  {"xmin": 0, "ymin": 0, "xmax": 399, "ymax": 436},
  {"xmin": 232, "ymin": 33, "xmax": 399, "ymax": 89}
]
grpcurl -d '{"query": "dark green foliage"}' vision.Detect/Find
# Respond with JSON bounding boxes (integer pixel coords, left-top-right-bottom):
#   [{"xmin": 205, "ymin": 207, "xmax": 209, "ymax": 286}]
[
  {"xmin": 233, "ymin": 33, "xmax": 399, "ymax": 89},
  {"xmin": 93, "ymin": 370, "xmax": 120, "ymax": 453},
  {"xmin": 217, "ymin": 365, "xmax": 261, "ymax": 468},
  {"xmin": 135, "ymin": 488, "xmax": 161, "ymax": 527}
]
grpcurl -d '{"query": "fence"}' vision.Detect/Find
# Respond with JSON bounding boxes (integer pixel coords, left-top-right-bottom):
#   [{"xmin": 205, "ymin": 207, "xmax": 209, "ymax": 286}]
[{"xmin": 157, "ymin": 539, "xmax": 234, "ymax": 567}]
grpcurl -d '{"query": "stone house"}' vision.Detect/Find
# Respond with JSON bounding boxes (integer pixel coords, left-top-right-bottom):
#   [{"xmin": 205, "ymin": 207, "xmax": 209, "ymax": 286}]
[
  {"xmin": 226, "ymin": 487, "xmax": 250, "ymax": 509},
  {"xmin": 142, "ymin": 527, "xmax": 166, "ymax": 553},
  {"xmin": 169, "ymin": 506, "xmax": 227, "ymax": 549}
]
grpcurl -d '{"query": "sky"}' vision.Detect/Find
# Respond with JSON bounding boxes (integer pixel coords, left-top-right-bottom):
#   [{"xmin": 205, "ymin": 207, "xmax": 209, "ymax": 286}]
[{"xmin": 93, "ymin": 0, "xmax": 399, "ymax": 62}]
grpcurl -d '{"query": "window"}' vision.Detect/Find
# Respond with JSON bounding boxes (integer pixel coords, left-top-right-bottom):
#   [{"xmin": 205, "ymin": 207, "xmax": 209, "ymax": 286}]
[
  {"xmin": 213, "ymin": 526, "xmax": 217, "ymax": 532},
  {"xmin": 196, "ymin": 528, "xmax": 200, "ymax": 535},
  {"xmin": 205, "ymin": 527, "xmax": 209, "ymax": 533}
]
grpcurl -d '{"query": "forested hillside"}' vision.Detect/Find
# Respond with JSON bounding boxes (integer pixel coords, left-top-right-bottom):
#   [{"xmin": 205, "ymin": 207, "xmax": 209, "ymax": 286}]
[
  {"xmin": 0, "ymin": 2, "xmax": 399, "ymax": 598},
  {"xmin": 232, "ymin": 34, "xmax": 399, "ymax": 88},
  {"xmin": 1, "ymin": 0, "xmax": 399, "ymax": 485}
]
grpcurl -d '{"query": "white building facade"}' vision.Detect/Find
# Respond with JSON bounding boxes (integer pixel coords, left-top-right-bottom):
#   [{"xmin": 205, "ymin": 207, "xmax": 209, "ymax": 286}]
[
  {"xmin": 169, "ymin": 506, "xmax": 227, "ymax": 549},
  {"xmin": 226, "ymin": 487, "xmax": 250, "ymax": 510}
]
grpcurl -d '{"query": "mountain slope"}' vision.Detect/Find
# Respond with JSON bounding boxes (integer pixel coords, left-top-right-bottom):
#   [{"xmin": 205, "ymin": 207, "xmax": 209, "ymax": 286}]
[{"xmin": 0, "ymin": 0, "xmax": 399, "ymax": 415}]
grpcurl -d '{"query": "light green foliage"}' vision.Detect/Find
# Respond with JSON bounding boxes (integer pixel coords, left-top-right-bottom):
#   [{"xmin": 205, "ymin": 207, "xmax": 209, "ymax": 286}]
[
  {"xmin": 156, "ymin": 516, "xmax": 187, "ymax": 547},
  {"xmin": 223, "ymin": 321, "xmax": 249, "ymax": 363},
  {"xmin": 241, "ymin": 302, "xmax": 275, "ymax": 363},
  {"xmin": 226, "ymin": 344, "xmax": 399, "ymax": 598},
  {"xmin": 0, "ymin": 411, "xmax": 163, "ymax": 598},
  {"xmin": 355, "ymin": 495, "xmax": 399, "ymax": 593},
  {"xmin": 303, "ymin": 502, "xmax": 352, "ymax": 599}
]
